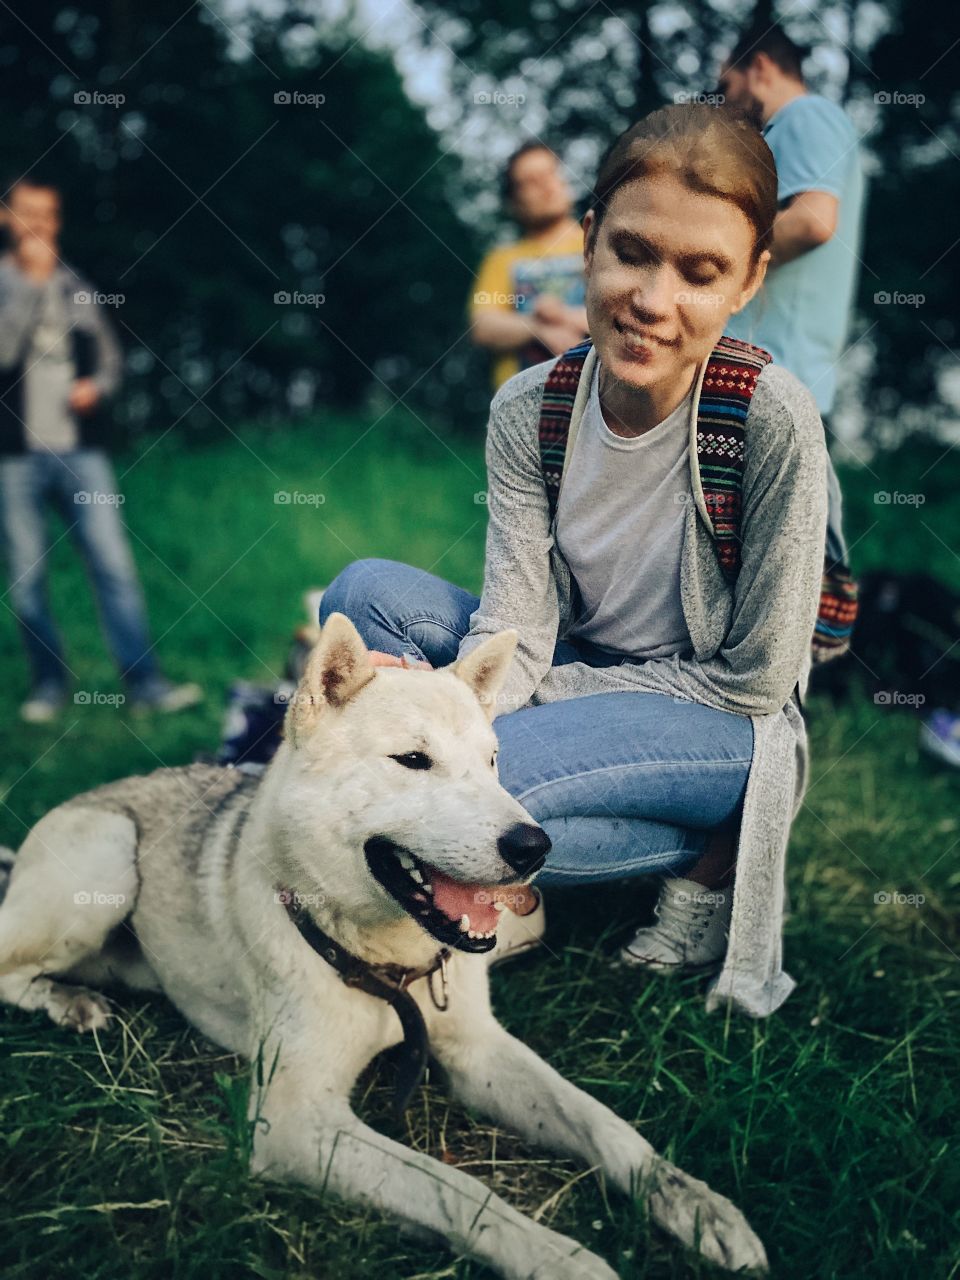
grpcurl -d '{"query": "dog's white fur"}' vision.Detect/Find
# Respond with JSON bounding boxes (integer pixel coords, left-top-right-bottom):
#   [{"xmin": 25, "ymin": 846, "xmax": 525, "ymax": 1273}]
[{"xmin": 0, "ymin": 614, "xmax": 766, "ymax": 1278}]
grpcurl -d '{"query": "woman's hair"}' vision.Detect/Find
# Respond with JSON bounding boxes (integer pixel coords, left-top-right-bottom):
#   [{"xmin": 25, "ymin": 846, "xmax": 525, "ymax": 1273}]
[{"xmin": 588, "ymin": 104, "xmax": 778, "ymax": 272}]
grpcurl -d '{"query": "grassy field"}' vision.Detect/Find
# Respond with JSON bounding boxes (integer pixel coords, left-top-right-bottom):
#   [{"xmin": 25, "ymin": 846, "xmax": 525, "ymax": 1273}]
[{"xmin": 0, "ymin": 412, "xmax": 957, "ymax": 1280}]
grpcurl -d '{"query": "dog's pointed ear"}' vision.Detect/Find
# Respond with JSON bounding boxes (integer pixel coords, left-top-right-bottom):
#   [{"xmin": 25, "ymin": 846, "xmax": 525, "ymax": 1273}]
[
  {"xmin": 450, "ymin": 630, "xmax": 518, "ymax": 722},
  {"xmin": 287, "ymin": 611, "xmax": 374, "ymax": 744}
]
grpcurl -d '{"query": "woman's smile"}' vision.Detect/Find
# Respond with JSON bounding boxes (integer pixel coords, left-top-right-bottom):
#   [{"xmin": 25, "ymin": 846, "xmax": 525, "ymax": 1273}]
[{"xmin": 613, "ymin": 317, "xmax": 678, "ymax": 360}]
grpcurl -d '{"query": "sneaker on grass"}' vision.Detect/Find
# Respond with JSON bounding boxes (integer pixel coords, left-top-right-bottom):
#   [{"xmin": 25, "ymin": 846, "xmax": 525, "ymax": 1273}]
[
  {"xmin": 619, "ymin": 876, "xmax": 732, "ymax": 973},
  {"xmin": 920, "ymin": 708, "xmax": 960, "ymax": 769},
  {"xmin": 129, "ymin": 676, "xmax": 204, "ymax": 715},
  {"xmin": 20, "ymin": 681, "xmax": 68, "ymax": 724}
]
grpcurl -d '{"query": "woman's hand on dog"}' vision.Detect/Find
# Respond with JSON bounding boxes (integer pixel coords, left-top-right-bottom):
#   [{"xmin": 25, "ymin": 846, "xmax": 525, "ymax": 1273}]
[{"xmin": 367, "ymin": 651, "xmax": 433, "ymax": 670}]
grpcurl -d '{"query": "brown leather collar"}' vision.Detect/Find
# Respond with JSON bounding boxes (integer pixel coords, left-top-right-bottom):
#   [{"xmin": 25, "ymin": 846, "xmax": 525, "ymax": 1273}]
[{"xmin": 278, "ymin": 888, "xmax": 450, "ymax": 1119}]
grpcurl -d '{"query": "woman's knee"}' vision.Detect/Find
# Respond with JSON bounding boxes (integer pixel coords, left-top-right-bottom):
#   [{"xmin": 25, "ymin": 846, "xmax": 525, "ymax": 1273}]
[
  {"xmin": 320, "ymin": 558, "xmax": 407, "ymax": 624},
  {"xmin": 493, "ymin": 693, "xmax": 753, "ymax": 829}
]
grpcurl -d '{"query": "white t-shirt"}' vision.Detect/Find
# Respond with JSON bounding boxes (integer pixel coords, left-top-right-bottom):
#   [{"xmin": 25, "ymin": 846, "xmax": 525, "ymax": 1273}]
[
  {"xmin": 555, "ymin": 358, "xmax": 695, "ymax": 660},
  {"xmin": 24, "ymin": 278, "xmax": 79, "ymax": 453}
]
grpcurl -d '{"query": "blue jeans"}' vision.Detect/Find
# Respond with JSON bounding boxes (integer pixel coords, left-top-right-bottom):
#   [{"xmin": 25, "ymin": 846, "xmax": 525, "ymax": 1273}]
[
  {"xmin": 822, "ymin": 417, "xmax": 849, "ymax": 567},
  {"xmin": 320, "ymin": 558, "xmax": 754, "ymax": 886},
  {"xmin": 0, "ymin": 448, "xmax": 160, "ymax": 691}
]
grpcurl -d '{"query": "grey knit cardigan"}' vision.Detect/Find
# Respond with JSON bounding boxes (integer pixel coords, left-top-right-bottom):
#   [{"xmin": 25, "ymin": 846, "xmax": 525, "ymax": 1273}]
[{"xmin": 456, "ymin": 344, "xmax": 829, "ymax": 1018}]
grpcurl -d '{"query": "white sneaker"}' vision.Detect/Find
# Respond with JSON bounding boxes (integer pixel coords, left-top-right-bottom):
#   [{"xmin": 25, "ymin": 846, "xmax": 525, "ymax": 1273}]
[
  {"xmin": 619, "ymin": 877, "xmax": 732, "ymax": 972},
  {"xmin": 920, "ymin": 709, "xmax": 960, "ymax": 769},
  {"xmin": 20, "ymin": 683, "xmax": 67, "ymax": 723},
  {"xmin": 130, "ymin": 678, "xmax": 204, "ymax": 714},
  {"xmin": 485, "ymin": 888, "xmax": 546, "ymax": 969}
]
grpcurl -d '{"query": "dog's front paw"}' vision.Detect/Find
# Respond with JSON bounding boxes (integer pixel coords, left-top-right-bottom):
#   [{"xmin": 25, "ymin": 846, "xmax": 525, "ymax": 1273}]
[
  {"xmin": 648, "ymin": 1160, "xmax": 768, "ymax": 1274},
  {"xmin": 51, "ymin": 985, "xmax": 113, "ymax": 1033}
]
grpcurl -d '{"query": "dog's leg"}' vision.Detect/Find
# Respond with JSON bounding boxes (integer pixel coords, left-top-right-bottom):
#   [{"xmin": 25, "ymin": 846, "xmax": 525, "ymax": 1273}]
[
  {"xmin": 0, "ymin": 807, "xmax": 139, "ymax": 1030},
  {"xmin": 434, "ymin": 1023, "xmax": 767, "ymax": 1275},
  {"xmin": 248, "ymin": 1056, "xmax": 619, "ymax": 1280},
  {"xmin": 0, "ymin": 964, "xmax": 112, "ymax": 1030}
]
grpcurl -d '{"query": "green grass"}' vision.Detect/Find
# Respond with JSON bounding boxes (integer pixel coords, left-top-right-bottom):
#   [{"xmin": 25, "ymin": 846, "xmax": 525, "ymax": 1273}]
[{"xmin": 0, "ymin": 414, "xmax": 958, "ymax": 1279}]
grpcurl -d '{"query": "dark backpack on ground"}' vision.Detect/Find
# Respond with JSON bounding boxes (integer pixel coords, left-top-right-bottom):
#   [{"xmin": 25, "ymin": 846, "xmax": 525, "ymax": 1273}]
[{"xmin": 809, "ymin": 570, "xmax": 960, "ymax": 709}]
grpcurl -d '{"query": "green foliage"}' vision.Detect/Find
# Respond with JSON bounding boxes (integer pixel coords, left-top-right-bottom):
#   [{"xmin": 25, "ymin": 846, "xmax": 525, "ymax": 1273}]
[
  {"xmin": 0, "ymin": 1, "xmax": 488, "ymax": 439},
  {"xmin": 863, "ymin": 6, "xmax": 960, "ymax": 420}
]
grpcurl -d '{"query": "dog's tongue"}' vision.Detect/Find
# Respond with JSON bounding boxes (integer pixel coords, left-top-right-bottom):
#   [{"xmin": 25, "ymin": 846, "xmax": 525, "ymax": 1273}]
[{"xmin": 428, "ymin": 868, "xmax": 502, "ymax": 932}]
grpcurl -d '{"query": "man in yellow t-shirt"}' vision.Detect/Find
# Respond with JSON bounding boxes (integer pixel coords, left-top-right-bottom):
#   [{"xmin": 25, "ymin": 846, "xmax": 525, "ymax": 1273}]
[{"xmin": 470, "ymin": 143, "xmax": 588, "ymax": 390}]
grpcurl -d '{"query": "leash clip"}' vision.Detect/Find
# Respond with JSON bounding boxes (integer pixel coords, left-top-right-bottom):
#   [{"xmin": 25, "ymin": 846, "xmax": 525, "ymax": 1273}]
[{"xmin": 428, "ymin": 950, "xmax": 449, "ymax": 1012}]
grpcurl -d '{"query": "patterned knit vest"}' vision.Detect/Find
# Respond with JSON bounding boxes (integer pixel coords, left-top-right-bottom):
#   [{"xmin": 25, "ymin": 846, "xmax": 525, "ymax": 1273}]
[{"xmin": 538, "ymin": 337, "xmax": 858, "ymax": 664}]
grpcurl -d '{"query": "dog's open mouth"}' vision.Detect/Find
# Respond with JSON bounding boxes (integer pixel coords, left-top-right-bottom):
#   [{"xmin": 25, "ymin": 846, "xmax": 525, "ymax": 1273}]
[{"xmin": 364, "ymin": 837, "xmax": 510, "ymax": 954}]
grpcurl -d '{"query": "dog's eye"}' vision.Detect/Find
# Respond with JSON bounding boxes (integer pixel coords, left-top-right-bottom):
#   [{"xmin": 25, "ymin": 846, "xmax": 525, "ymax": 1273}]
[
  {"xmin": 389, "ymin": 751, "xmax": 433, "ymax": 770},
  {"xmin": 490, "ymin": 752, "xmax": 498, "ymax": 768}
]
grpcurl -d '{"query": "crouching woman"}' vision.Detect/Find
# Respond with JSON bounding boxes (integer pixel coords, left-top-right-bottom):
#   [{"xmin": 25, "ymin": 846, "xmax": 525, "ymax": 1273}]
[{"xmin": 320, "ymin": 103, "xmax": 828, "ymax": 1018}]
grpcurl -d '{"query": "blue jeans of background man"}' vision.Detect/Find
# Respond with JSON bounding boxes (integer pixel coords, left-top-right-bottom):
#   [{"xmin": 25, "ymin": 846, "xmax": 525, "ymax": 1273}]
[
  {"xmin": 320, "ymin": 557, "xmax": 754, "ymax": 887},
  {"xmin": 823, "ymin": 416, "xmax": 849, "ymax": 566},
  {"xmin": 0, "ymin": 447, "xmax": 160, "ymax": 693}
]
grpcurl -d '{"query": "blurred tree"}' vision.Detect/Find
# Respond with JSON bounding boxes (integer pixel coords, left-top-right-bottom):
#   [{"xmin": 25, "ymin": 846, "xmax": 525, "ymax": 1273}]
[
  {"xmin": 0, "ymin": 0, "xmax": 484, "ymax": 442},
  {"xmin": 863, "ymin": 3, "xmax": 960, "ymax": 436},
  {"xmin": 2, "ymin": 0, "xmax": 956, "ymax": 443}
]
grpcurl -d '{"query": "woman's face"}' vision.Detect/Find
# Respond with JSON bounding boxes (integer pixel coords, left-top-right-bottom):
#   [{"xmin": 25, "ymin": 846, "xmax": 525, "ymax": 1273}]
[{"xmin": 582, "ymin": 171, "xmax": 769, "ymax": 393}]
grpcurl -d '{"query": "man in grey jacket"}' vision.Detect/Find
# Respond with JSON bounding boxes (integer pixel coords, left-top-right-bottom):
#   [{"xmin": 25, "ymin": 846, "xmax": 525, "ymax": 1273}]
[{"xmin": 0, "ymin": 176, "xmax": 201, "ymax": 721}]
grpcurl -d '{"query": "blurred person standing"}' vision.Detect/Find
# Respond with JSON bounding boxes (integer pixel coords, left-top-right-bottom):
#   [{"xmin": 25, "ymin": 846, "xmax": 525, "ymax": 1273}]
[
  {"xmin": 0, "ymin": 176, "xmax": 202, "ymax": 722},
  {"xmin": 717, "ymin": 24, "xmax": 865, "ymax": 571},
  {"xmin": 470, "ymin": 142, "xmax": 589, "ymax": 391}
]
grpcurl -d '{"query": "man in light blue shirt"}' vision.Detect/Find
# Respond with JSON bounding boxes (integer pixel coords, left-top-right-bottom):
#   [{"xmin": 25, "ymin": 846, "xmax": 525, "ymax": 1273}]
[{"xmin": 718, "ymin": 24, "xmax": 865, "ymax": 565}]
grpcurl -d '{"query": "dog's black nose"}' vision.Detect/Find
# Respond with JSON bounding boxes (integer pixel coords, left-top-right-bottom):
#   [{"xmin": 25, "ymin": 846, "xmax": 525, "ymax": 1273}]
[{"xmin": 498, "ymin": 823, "xmax": 551, "ymax": 876}]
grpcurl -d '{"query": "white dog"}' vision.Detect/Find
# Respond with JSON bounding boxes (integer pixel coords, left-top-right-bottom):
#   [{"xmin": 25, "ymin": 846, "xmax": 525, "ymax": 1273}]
[{"xmin": 0, "ymin": 614, "xmax": 766, "ymax": 1278}]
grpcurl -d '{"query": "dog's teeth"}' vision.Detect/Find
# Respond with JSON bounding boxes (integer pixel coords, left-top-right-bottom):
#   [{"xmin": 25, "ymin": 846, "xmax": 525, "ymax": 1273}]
[
  {"xmin": 424, "ymin": 883, "xmax": 434, "ymax": 895},
  {"xmin": 468, "ymin": 929, "xmax": 476, "ymax": 939},
  {"xmin": 459, "ymin": 914, "xmax": 470, "ymax": 933},
  {"xmin": 398, "ymin": 853, "xmax": 415, "ymax": 870},
  {"xmin": 409, "ymin": 868, "xmax": 424, "ymax": 883}
]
